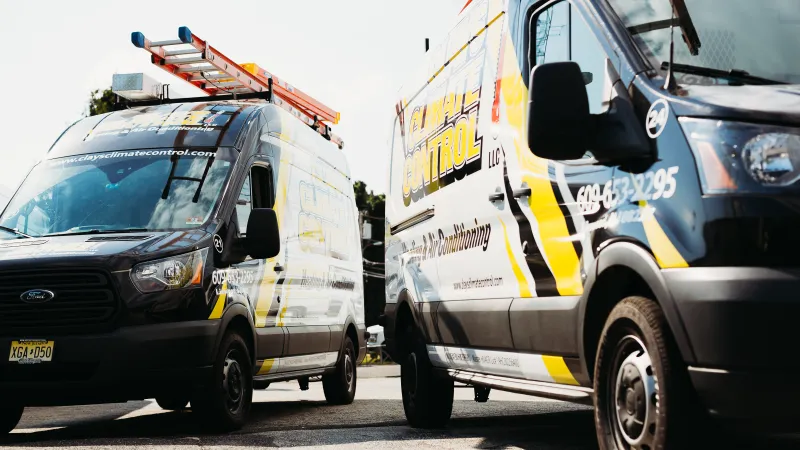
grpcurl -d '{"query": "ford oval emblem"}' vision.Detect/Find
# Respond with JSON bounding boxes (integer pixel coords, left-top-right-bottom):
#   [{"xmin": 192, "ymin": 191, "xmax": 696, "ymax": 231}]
[{"xmin": 20, "ymin": 289, "xmax": 55, "ymax": 304}]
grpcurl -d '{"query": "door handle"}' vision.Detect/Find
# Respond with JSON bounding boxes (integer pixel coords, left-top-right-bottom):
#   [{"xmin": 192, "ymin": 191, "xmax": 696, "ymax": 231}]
[
  {"xmin": 512, "ymin": 187, "xmax": 532, "ymax": 198},
  {"xmin": 274, "ymin": 263, "xmax": 284, "ymax": 272},
  {"xmin": 488, "ymin": 190, "xmax": 504, "ymax": 202}
]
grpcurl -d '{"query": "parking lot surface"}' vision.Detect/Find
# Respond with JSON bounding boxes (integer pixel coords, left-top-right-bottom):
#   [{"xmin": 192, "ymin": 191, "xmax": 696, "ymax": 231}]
[{"xmin": 4, "ymin": 366, "xmax": 799, "ymax": 449}]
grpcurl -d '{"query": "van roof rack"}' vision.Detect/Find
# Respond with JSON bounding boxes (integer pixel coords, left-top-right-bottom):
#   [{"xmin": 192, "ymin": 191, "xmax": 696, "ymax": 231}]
[
  {"xmin": 129, "ymin": 91, "xmax": 272, "ymax": 107},
  {"xmin": 129, "ymin": 26, "xmax": 344, "ymax": 149}
]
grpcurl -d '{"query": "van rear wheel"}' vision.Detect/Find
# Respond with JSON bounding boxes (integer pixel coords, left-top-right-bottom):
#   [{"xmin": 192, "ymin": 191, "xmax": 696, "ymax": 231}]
[
  {"xmin": 0, "ymin": 403, "xmax": 23, "ymax": 435},
  {"xmin": 401, "ymin": 334, "xmax": 454, "ymax": 428},
  {"xmin": 191, "ymin": 331, "xmax": 253, "ymax": 432},
  {"xmin": 594, "ymin": 296, "xmax": 702, "ymax": 449},
  {"xmin": 322, "ymin": 335, "xmax": 357, "ymax": 405}
]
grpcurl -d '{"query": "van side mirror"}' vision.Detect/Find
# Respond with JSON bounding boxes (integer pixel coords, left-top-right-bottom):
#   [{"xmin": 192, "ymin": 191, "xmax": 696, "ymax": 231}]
[
  {"xmin": 527, "ymin": 61, "xmax": 591, "ymax": 160},
  {"xmin": 245, "ymin": 208, "xmax": 280, "ymax": 259}
]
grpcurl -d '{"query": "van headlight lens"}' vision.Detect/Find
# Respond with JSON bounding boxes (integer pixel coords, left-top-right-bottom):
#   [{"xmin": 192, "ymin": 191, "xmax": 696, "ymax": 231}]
[
  {"xmin": 131, "ymin": 248, "xmax": 208, "ymax": 293},
  {"xmin": 679, "ymin": 118, "xmax": 800, "ymax": 194}
]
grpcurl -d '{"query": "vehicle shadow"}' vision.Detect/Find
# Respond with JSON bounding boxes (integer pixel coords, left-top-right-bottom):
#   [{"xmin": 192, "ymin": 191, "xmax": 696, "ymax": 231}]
[
  {"xmin": 2, "ymin": 399, "xmax": 596, "ymax": 448},
  {"xmin": 3, "ymin": 399, "xmax": 798, "ymax": 449}
]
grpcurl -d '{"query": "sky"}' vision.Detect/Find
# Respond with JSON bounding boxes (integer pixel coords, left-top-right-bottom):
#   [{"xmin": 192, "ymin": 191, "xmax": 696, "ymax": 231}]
[{"xmin": 0, "ymin": 0, "xmax": 466, "ymax": 198}]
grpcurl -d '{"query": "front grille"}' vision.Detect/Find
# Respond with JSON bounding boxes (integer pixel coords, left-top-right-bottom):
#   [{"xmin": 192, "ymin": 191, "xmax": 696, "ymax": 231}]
[{"xmin": 0, "ymin": 269, "xmax": 119, "ymax": 334}]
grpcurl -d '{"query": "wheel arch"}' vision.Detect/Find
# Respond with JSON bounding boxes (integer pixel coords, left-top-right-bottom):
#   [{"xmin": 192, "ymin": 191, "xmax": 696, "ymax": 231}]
[
  {"xmin": 389, "ymin": 289, "xmax": 422, "ymax": 363},
  {"xmin": 338, "ymin": 316, "xmax": 363, "ymax": 363},
  {"xmin": 578, "ymin": 241, "xmax": 695, "ymax": 382},
  {"xmin": 213, "ymin": 303, "xmax": 258, "ymax": 368}
]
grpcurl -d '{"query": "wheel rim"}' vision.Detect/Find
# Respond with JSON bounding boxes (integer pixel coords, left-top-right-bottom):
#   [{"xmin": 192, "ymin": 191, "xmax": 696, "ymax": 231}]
[
  {"xmin": 609, "ymin": 334, "xmax": 658, "ymax": 450},
  {"xmin": 402, "ymin": 353, "xmax": 418, "ymax": 409},
  {"xmin": 344, "ymin": 351, "xmax": 355, "ymax": 392},
  {"xmin": 223, "ymin": 349, "xmax": 244, "ymax": 414}
]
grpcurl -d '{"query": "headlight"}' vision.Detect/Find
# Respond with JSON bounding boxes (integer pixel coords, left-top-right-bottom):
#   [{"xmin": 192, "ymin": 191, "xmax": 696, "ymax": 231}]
[
  {"xmin": 131, "ymin": 248, "xmax": 208, "ymax": 293},
  {"xmin": 679, "ymin": 118, "xmax": 800, "ymax": 194}
]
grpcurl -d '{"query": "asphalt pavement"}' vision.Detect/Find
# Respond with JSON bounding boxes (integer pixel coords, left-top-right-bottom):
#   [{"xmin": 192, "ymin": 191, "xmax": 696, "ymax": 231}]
[{"xmin": 3, "ymin": 365, "xmax": 799, "ymax": 449}]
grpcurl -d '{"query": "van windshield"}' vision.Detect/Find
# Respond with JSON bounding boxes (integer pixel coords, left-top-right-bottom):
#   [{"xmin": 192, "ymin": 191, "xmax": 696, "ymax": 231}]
[
  {"xmin": 608, "ymin": 0, "xmax": 800, "ymax": 85},
  {"xmin": 0, "ymin": 148, "xmax": 237, "ymax": 238}
]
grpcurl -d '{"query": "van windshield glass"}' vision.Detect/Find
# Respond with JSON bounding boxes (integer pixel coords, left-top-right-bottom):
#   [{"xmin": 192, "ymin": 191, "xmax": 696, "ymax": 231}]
[
  {"xmin": 0, "ymin": 148, "xmax": 237, "ymax": 238},
  {"xmin": 608, "ymin": 0, "xmax": 800, "ymax": 85}
]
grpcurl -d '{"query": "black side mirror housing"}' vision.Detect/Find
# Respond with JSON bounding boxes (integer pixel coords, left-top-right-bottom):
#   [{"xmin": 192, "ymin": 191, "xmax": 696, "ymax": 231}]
[
  {"xmin": 527, "ymin": 61, "xmax": 591, "ymax": 161},
  {"xmin": 244, "ymin": 208, "xmax": 280, "ymax": 259}
]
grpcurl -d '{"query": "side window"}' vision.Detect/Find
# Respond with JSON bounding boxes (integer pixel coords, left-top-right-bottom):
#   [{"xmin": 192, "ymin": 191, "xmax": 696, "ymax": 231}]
[
  {"xmin": 235, "ymin": 165, "xmax": 275, "ymax": 235},
  {"xmin": 235, "ymin": 175, "xmax": 252, "ymax": 234},
  {"xmin": 533, "ymin": 1, "xmax": 610, "ymax": 115}
]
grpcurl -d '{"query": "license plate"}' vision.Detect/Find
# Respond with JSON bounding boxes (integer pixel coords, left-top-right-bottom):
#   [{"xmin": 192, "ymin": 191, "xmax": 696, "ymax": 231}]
[{"xmin": 9, "ymin": 340, "xmax": 54, "ymax": 364}]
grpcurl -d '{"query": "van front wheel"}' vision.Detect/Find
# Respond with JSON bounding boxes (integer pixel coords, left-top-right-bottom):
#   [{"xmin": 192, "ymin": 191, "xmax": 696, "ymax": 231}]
[
  {"xmin": 191, "ymin": 331, "xmax": 253, "ymax": 432},
  {"xmin": 0, "ymin": 403, "xmax": 23, "ymax": 435},
  {"xmin": 594, "ymin": 296, "xmax": 699, "ymax": 450},
  {"xmin": 401, "ymin": 337, "xmax": 454, "ymax": 428}
]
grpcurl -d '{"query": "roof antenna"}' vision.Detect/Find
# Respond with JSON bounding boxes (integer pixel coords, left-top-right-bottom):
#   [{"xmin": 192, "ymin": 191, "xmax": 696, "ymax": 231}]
[{"xmin": 663, "ymin": 8, "xmax": 678, "ymax": 93}]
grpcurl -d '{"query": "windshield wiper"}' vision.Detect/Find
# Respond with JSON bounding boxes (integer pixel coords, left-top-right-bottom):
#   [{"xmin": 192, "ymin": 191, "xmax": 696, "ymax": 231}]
[
  {"xmin": 43, "ymin": 228, "xmax": 149, "ymax": 237},
  {"xmin": 0, "ymin": 225, "xmax": 33, "ymax": 239},
  {"xmin": 661, "ymin": 62, "xmax": 786, "ymax": 86}
]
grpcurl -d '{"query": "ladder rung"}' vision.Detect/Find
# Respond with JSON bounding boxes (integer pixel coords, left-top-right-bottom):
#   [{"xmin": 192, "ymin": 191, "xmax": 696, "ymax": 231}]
[
  {"xmin": 150, "ymin": 39, "xmax": 184, "ymax": 47},
  {"xmin": 166, "ymin": 56, "xmax": 207, "ymax": 65},
  {"xmin": 208, "ymin": 81, "xmax": 245, "ymax": 89},
  {"xmin": 177, "ymin": 65, "xmax": 216, "ymax": 73},
  {"xmin": 189, "ymin": 73, "xmax": 230, "ymax": 81},
  {"xmin": 164, "ymin": 48, "xmax": 201, "ymax": 57}
]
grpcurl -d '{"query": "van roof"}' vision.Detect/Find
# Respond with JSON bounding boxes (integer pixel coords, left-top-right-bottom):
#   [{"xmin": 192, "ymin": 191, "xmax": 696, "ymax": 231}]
[
  {"xmin": 48, "ymin": 101, "xmax": 262, "ymax": 159},
  {"xmin": 46, "ymin": 100, "xmax": 351, "ymax": 180},
  {"xmin": 260, "ymin": 104, "xmax": 352, "ymax": 181}
]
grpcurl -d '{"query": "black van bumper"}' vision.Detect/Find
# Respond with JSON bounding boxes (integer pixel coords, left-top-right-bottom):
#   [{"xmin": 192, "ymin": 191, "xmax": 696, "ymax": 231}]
[
  {"xmin": 0, "ymin": 320, "xmax": 219, "ymax": 406},
  {"xmin": 664, "ymin": 267, "xmax": 800, "ymax": 423}
]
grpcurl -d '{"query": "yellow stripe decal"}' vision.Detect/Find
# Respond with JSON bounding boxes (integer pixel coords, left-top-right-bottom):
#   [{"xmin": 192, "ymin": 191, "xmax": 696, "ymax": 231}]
[
  {"xmin": 499, "ymin": 218, "xmax": 531, "ymax": 298},
  {"xmin": 640, "ymin": 201, "xmax": 689, "ymax": 269},
  {"xmin": 542, "ymin": 355, "xmax": 579, "ymax": 386},
  {"xmin": 277, "ymin": 277, "xmax": 294, "ymax": 327},
  {"xmin": 257, "ymin": 359, "xmax": 275, "ymax": 375},
  {"xmin": 254, "ymin": 142, "xmax": 291, "ymax": 328},
  {"xmin": 627, "ymin": 172, "xmax": 688, "ymax": 269},
  {"xmin": 523, "ymin": 173, "xmax": 584, "ymax": 296},
  {"xmin": 498, "ymin": 34, "xmax": 582, "ymax": 296},
  {"xmin": 208, "ymin": 281, "xmax": 227, "ymax": 319}
]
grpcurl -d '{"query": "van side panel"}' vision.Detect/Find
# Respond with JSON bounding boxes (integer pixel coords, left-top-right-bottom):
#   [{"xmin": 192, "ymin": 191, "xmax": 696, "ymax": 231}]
[{"xmin": 261, "ymin": 106, "xmax": 364, "ymax": 364}]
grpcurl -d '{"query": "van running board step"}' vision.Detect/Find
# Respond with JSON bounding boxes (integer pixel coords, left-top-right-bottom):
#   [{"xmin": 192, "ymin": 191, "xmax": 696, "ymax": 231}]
[
  {"xmin": 445, "ymin": 369, "xmax": 594, "ymax": 406},
  {"xmin": 253, "ymin": 368, "xmax": 325, "ymax": 382}
]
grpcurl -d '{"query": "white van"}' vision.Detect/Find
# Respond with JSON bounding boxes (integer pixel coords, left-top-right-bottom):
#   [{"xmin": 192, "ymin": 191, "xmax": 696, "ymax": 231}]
[{"xmin": 383, "ymin": 0, "xmax": 800, "ymax": 447}]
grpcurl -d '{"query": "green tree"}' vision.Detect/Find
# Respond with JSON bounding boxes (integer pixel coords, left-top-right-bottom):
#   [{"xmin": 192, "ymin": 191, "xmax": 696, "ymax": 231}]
[
  {"xmin": 354, "ymin": 180, "xmax": 385, "ymax": 327},
  {"xmin": 88, "ymin": 87, "xmax": 128, "ymax": 116}
]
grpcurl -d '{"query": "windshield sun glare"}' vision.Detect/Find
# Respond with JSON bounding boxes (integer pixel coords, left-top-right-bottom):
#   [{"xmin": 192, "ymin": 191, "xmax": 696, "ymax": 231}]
[{"xmin": 0, "ymin": 148, "xmax": 237, "ymax": 238}]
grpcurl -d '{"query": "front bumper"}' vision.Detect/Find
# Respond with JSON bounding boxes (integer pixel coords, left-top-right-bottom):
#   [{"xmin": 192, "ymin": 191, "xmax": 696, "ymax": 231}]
[
  {"xmin": 0, "ymin": 320, "xmax": 220, "ymax": 406},
  {"xmin": 664, "ymin": 267, "xmax": 800, "ymax": 421},
  {"xmin": 689, "ymin": 367, "xmax": 800, "ymax": 425}
]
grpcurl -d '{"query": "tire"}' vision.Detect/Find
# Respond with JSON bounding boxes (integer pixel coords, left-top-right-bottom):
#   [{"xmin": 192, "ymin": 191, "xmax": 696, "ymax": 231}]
[
  {"xmin": 156, "ymin": 395, "xmax": 190, "ymax": 411},
  {"xmin": 322, "ymin": 335, "xmax": 357, "ymax": 405},
  {"xmin": 191, "ymin": 331, "xmax": 253, "ymax": 432},
  {"xmin": 0, "ymin": 403, "xmax": 23, "ymax": 435},
  {"xmin": 594, "ymin": 296, "xmax": 706, "ymax": 450},
  {"xmin": 401, "ymin": 332, "xmax": 454, "ymax": 429}
]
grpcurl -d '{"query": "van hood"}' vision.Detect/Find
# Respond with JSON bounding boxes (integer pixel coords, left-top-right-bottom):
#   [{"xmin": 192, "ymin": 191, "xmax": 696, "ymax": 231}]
[
  {"xmin": 0, "ymin": 230, "xmax": 210, "ymax": 272},
  {"xmin": 671, "ymin": 84, "xmax": 800, "ymax": 126}
]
